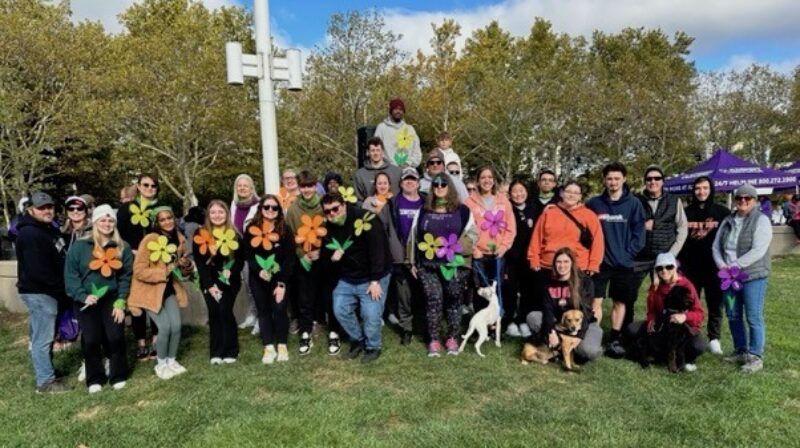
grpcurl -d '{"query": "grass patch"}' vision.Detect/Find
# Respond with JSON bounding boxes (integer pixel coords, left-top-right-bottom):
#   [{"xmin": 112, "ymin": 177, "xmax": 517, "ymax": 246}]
[{"xmin": 2, "ymin": 258, "xmax": 800, "ymax": 447}]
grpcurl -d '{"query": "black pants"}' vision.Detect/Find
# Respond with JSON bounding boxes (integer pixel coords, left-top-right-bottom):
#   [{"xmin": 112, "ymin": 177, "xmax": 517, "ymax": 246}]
[
  {"xmin": 131, "ymin": 312, "xmax": 159, "ymax": 341},
  {"xmin": 626, "ymin": 320, "xmax": 706, "ymax": 363},
  {"xmin": 74, "ymin": 299, "xmax": 128, "ymax": 386},
  {"xmin": 294, "ymin": 263, "xmax": 321, "ymax": 334},
  {"xmin": 392, "ymin": 264, "xmax": 423, "ymax": 333},
  {"xmin": 629, "ymin": 266, "xmax": 654, "ymax": 327},
  {"xmin": 204, "ymin": 288, "xmax": 239, "ymax": 358},
  {"xmin": 249, "ymin": 270, "xmax": 289, "ymax": 345},
  {"xmin": 683, "ymin": 266, "xmax": 724, "ymax": 340}
]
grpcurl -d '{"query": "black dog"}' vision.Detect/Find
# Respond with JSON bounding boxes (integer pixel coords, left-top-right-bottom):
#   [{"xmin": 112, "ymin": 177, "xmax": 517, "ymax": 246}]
[{"xmin": 637, "ymin": 285, "xmax": 694, "ymax": 373}]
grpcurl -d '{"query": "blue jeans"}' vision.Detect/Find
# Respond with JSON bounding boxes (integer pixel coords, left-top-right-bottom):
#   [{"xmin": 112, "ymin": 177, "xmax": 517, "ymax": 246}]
[
  {"xmin": 19, "ymin": 293, "xmax": 58, "ymax": 387},
  {"xmin": 333, "ymin": 274, "xmax": 390, "ymax": 350},
  {"xmin": 725, "ymin": 278, "xmax": 767, "ymax": 357}
]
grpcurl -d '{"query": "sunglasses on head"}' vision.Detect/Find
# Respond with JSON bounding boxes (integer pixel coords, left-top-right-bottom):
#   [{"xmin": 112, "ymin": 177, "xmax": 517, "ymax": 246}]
[
  {"xmin": 140, "ymin": 182, "xmax": 158, "ymax": 188},
  {"xmin": 427, "ymin": 160, "xmax": 443, "ymax": 166},
  {"xmin": 735, "ymin": 195, "xmax": 753, "ymax": 202},
  {"xmin": 67, "ymin": 206, "xmax": 86, "ymax": 212},
  {"xmin": 323, "ymin": 205, "xmax": 341, "ymax": 215},
  {"xmin": 261, "ymin": 204, "xmax": 280, "ymax": 212},
  {"xmin": 645, "ymin": 176, "xmax": 663, "ymax": 182},
  {"xmin": 655, "ymin": 265, "xmax": 675, "ymax": 272}
]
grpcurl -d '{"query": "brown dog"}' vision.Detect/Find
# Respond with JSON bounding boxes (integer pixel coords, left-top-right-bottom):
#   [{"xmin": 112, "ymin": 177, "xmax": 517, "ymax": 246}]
[
  {"xmin": 520, "ymin": 342, "xmax": 555, "ymax": 365},
  {"xmin": 556, "ymin": 310, "xmax": 584, "ymax": 371}
]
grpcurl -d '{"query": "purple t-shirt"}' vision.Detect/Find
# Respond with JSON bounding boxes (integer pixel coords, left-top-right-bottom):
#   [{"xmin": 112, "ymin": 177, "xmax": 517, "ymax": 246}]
[{"xmin": 396, "ymin": 195, "xmax": 424, "ymax": 245}]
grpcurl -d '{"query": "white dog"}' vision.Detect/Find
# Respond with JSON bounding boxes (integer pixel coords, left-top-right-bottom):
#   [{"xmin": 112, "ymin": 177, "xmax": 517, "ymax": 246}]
[{"xmin": 459, "ymin": 281, "xmax": 501, "ymax": 357}]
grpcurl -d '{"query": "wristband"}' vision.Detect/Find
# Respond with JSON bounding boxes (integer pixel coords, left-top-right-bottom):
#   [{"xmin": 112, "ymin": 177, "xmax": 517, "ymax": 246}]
[{"xmin": 113, "ymin": 299, "xmax": 126, "ymax": 310}]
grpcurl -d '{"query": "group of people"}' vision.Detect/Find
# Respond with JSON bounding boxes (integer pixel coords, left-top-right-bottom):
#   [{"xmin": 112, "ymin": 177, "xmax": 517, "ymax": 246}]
[{"xmin": 15, "ymin": 98, "xmax": 773, "ymax": 395}]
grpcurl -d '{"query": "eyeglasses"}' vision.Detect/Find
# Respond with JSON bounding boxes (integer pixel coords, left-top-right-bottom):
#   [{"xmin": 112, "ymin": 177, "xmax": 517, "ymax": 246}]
[
  {"xmin": 323, "ymin": 205, "xmax": 341, "ymax": 215},
  {"xmin": 448, "ymin": 170, "xmax": 460, "ymax": 176},
  {"xmin": 645, "ymin": 176, "xmax": 663, "ymax": 182},
  {"xmin": 261, "ymin": 204, "xmax": 280, "ymax": 212},
  {"xmin": 655, "ymin": 265, "xmax": 675, "ymax": 272},
  {"xmin": 282, "ymin": 175, "xmax": 297, "ymax": 181},
  {"xmin": 427, "ymin": 160, "xmax": 443, "ymax": 166},
  {"xmin": 735, "ymin": 196, "xmax": 753, "ymax": 202},
  {"xmin": 67, "ymin": 206, "xmax": 86, "ymax": 212}
]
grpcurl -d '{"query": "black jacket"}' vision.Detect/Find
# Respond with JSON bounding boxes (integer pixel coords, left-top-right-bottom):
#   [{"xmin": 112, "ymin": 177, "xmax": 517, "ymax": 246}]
[
  {"xmin": 678, "ymin": 183, "xmax": 730, "ymax": 274},
  {"xmin": 321, "ymin": 205, "xmax": 391, "ymax": 282},
  {"xmin": 15, "ymin": 215, "xmax": 67, "ymax": 298},
  {"xmin": 507, "ymin": 201, "xmax": 537, "ymax": 262}
]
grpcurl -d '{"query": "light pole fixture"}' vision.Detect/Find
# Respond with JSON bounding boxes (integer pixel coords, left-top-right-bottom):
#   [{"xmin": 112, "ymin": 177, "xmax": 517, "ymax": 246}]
[{"xmin": 225, "ymin": 0, "xmax": 302, "ymax": 194}]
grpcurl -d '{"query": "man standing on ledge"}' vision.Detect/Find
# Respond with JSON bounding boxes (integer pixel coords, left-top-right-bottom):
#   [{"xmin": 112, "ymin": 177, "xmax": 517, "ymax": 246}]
[{"xmin": 373, "ymin": 98, "xmax": 422, "ymax": 169}]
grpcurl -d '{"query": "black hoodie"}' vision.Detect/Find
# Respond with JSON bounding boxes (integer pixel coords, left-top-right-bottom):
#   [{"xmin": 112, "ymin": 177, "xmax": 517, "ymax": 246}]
[
  {"xmin": 678, "ymin": 179, "xmax": 730, "ymax": 272},
  {"xmin": 15, "ymin": 215, "xmax": 67, "ymax": 298}
]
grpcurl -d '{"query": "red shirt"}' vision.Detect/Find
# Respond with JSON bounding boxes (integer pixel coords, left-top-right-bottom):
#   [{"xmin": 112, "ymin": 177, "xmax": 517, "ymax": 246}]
[{"xmin": 645, "ymin": 276, "xmax": 705, "ymax": 331}]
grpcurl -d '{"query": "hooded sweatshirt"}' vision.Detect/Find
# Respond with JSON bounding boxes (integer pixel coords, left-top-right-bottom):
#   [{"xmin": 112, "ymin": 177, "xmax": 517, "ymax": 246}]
[
  {"xmin": 464, "ymin": 192, "xmax": 517, "ymax": 257},
  {"xmin": 64, "ymin": 238, "xmax": 133, "ymax": 306},
  {"xmin": 527, "ymin": 203, "xmax": 605, "ymax": 272},
  {"xmin": 373, "ymin": 118, "xmax": 422, "ymax": 168},
  {"xmin": 586, "ymin": 185, "xmax": 646, "ymax": 269},
  {"xmin": 320, "ymin": 205, "xmax": 391, "ymax": 282},
  {"xmin": 678, "ymin": 182, "xmax": 730, "ymax": 273},
  {"xmin": 353, "ymin": 159, "xmax": 402, "ymax": 202},
  {"xmin": 15, "ymin": 215, "xmax": 68, "ymax": 298},
  {"xmin": 285, "ymin": 195, "xmax": 324, "ymax": 261}
]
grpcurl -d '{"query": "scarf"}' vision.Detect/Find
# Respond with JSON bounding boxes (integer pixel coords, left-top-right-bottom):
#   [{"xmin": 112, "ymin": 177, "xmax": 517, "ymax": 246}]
[{"xmin": 298, "ymin": 194, "xmax": 321, "ymax": 210}]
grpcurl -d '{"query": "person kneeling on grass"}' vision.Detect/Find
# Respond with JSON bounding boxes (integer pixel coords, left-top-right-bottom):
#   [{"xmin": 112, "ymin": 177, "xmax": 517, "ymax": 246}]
[
  {"xmin": 321, "ymin": 192, "xmax": 392, "ymax": 364},
  {"xmin": 625, "ymin": 253, "xmax": 706, "ymax": 372},
  {"xmin": 64, "ymin": 205, "xmax": 133, "ymax": 393},
  {"xmin": 128, "ymin": 206, "xmax": 192, "ymax": 380}
]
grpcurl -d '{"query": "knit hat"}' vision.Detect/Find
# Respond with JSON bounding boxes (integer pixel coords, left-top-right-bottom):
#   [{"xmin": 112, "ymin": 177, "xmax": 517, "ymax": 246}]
[
  {"xmin": 389, "ymin": 98, "xmax": 405, "ymax": 113},
  {"xmin": 734, "ymin": 183, "xmax": 758, "ymax": 199},
  {"xmin": 91, "ymin": 204, "xmax": 116, "ymax": 224},
  {"xmin": 426, "ymin": 148, "xmax": 445, "ymax": 163},
  {"xmin": 644, "ymin": 164, "xmax": 664, "ymax": 178},
  {"xmin": 654, "ymin": 252, "xmax": 677, "ymax": 268},
  {"xmin": 401, "ymin": 167, "xmax": 419, "ymax": 180}
]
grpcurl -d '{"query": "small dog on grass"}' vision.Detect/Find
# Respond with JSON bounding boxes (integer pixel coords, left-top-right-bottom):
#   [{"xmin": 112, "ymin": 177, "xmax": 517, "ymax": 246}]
[
  {"xmin": 636, "ymin": 285, "xmax": 694, "ymax": 373},
  {"xmin": 459, "ymin": 281, "xmax": 501, "ymax": 357},
  {"xmin": 520, "ymin": 309, "xmax": 584, "ymax": 371}
]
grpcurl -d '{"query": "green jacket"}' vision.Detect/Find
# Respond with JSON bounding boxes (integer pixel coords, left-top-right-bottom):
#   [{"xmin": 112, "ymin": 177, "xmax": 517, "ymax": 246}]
[{"xmin": 64, "ymin": 238, "xmax": 134, "ymax": 309}]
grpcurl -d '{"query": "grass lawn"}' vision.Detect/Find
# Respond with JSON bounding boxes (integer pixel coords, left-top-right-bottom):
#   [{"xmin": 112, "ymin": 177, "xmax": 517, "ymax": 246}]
[{"xmin": 2, "ymin": 257, "xmax": 800, "ymax": 447}]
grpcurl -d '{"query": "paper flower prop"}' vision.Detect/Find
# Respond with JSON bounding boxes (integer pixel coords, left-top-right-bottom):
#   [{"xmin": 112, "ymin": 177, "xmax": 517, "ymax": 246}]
[
  {"xmin": 255, "ymin": 254, "xmax": 281, "ymax": 275},
  {"xmin": 396, "ymin": 126, "xmax": 413, "ymax": 150},
  {"xmin": 393, "ymin": 152, "xmax": 409, "ymax": 166},
  {"xmin": 146, "ymin": 235, "xmax": 177, "ymax": 263},
  {"xmin": 418, "ymin": 233, "xmax": 443, "ymax": 260},
  {"xmin": 325, "ymin": 237, "xmax": 353, "ymax": 252},
  {"xmin": 295, "ymin": 214, "xmax": 327, "ymax": 252},
  {"xmin": 212, "ymin": 228, "xmax": 239, "ymax": 257},
  {"xmin": 435, "ymin": 233, "xmax": 463, "ymax": 262},
  {"xmin": 718, "ymin": 266, "xmax": 749, "ymax": 309},
  {"xmin": 217, "ymin": 259, "xmax": 235, "ymax": 286},
  {"xmin": 338, "ymin": 186, "xmax": 357, "ymax": 204},
  {"xmin": 89, "ymin": 282, "xmax": 109, "ymax": 299},
  {"xmin": 89, "ymin": 246, "xmax": 122, "ymax": 278},
  {"xmin": 481, "ymin": 210, "xmax": 508, "ymax": 238},
  {"xmin": 278, "ymin": 187, "xmax": 296, "ymax": 210},
  {"xmin": 129, "ymin": 203, "xmax": 151, "ymax": 228},
  {"xmin": 354, "ymin": 212, "xmax": 376, "ymax": 236},
  {"xmin": 193, "ymin": 229, "xmax": 215, "ymax": 256},
  {"xmin": 248, "ymin": 221, "xmax": 280, "ymax": 251}
]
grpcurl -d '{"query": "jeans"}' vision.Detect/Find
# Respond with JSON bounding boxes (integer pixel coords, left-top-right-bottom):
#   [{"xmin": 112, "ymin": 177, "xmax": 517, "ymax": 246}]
[
  {"xmin": 19, "ymin": 293, "xmax": 58, "ymax": 387},
  {"xmin": 333, "ymin": 273, "xmax": 390, "ymax": 350},
  {"xmin": 726, "ymin": 278, "xmax": 768, "ymax": 357}
]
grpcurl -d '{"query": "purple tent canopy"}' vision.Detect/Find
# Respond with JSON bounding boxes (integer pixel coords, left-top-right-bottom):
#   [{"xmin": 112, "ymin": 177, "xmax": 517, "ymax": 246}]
[
  {"xmin": 664, "ymin": 149, "xmax": 798, "ymax": 193},
  {"xmin": 782, "ymin": 160, "xmax": 800, "ymax": 176}
]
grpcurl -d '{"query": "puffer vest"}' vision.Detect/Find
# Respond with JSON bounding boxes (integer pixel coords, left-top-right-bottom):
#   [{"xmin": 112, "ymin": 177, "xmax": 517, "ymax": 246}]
[
  {"xmin": 637, "ymin": 192, "xmax": 678, "ymax": 260},
  {"xmin": 716, "ymin": 211, "xmax": 771, "ymax": 281}
]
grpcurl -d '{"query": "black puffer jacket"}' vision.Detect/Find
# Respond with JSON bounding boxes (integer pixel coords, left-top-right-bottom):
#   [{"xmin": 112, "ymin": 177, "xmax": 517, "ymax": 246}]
[{"xmin": 15, "ymin": 215, "xmax": 67, "ymax": 298}]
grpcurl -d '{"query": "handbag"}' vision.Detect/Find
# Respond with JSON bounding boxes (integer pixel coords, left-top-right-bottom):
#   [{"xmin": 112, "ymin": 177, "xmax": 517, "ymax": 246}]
[
  {"xmin": 57, "ymin": 308, "xmax": 80, "ymax": 341},
  {"xmin": 556, "ymin": 205, "xmax": 593, "ymax": 250}
]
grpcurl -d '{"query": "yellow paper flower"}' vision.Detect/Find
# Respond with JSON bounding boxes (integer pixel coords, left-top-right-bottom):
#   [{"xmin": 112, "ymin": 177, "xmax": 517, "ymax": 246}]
[
  {"xmin": 212, "ymin": 228, "xmax": 239, "ymax": 257},
  {"xmin": 146, "ymin": 235, "xmax": 177, "ymax": 263},
  {"xmin": 417, "ymin": 233, "xmax": 442, "ymax": 260},
  {"xmin": 338, "ymin": 186, "xmax": 357, "ymax": 204},
  {"xmin": 129, "ymin": 203, "xmax": 151, "ymax": 228},
  {"xmin": 396, "ymin": 126, "xmax": 413, "ymax": 150},
  {"xmin": 354, "ymin": 212, "xmax": 375, "ymax": 236}
]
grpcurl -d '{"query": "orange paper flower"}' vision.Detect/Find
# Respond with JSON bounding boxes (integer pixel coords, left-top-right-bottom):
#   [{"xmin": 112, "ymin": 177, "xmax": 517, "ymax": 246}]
[
  {"xmin": 193, "ymin": 228, "xmax": 216, "ymax": 256},
  {"xmin": 89, "ymin": 246, "xmax": 123, "ymax": 278},
  {"xmin": 294, "ymin": 214, "xmax": 327, "ymax": 252},
  {"xmin": 248, "ymin": 221, "xmax": 280, "ymax": 251},
  {"xmin": 278, "ymin": 187, "xmax": 297, "ymax": 211}
]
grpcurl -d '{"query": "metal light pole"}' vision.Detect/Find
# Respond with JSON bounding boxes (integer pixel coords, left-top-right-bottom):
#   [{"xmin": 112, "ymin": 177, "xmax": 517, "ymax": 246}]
[{"xmin": 225, "ymin": 0, "xmax": 302, "ymax": 194}]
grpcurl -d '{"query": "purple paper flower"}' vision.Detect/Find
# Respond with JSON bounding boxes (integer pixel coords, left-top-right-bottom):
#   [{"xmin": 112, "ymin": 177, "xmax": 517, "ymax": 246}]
[
  {"xmin": 436, "ymin": 233, "xmax": 463, "ymax": 262},
  {"xmin": 718, "ymin": 266, "xmax": 748, "ymax": 291},
  {"xmin": 481, "ymin": 210, "xmax": 508, "ymax": 238}
]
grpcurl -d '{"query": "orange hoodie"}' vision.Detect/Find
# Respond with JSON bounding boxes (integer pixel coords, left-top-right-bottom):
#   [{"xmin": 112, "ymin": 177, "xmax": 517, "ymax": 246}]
[
  {"xmin": 464, "ymin": 193, "xmax": 517, "ymax": 257},
  {"xmin": 527, "ymin": 203, "xmax": 604, "ymax": 272}
]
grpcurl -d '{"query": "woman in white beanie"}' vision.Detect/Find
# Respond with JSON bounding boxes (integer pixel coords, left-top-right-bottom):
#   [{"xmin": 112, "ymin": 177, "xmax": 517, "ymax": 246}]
[{"xmin": 64, "ymin": 204, "xmax": 133, "ymax": 393}]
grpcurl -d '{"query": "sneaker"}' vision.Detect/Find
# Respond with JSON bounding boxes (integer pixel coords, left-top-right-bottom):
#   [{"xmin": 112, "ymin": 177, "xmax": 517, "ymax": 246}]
[
  {"xmin": 519, "ymin": 323, "xmax": 532, "ymax": 338},
  {"xmin": 708, "ymin": 339, "xmax": 723, "ymax": 355},
  {"xmin": 605, "ymin": 340, "xmax": 626, "ymax": 358},
  {"xmin": 445, "ymin": 338, "xmax": 459, "ymax": 355},
  {"xmin": 77, "ymin": 362, "xmax": 86, "ymax": 382},
  {"xmin": 683, "ymin": 363, "xmax": 697, "ymax": 372},
  {"xmin": 88, "ymin": 384, "xmax": 102, "ymax": 394},
  {"xmin": 387, "ymin": 313, "xmax": 400, "ymax": 326},
  {"xmin": 168, "ymin": 360, "xmax": 187, "ymax": 375},
  {"xmin": 299, "ymin": 332, "xmax": 313, "ymax": 355},
  {"xmin": 428, "ymin": 340, "xmax": 442, "ymax": 358},
  {"xmin": 136, "ymin": 346, "xmax": 149, "ymax": 361},
  {"xmin": 343, "ymin": 342, "xmax": 364, "ymax": 360},
  {"xmin": 251, "ymin": 321, "xmax": 260, "ymax": 336},
  {"xmin": 155, "ymin": 363, "xmax": 175, "ymax": 380},
  {"xmin": 400, "ymin": 331, "xmax": 413, "ymax": 346},
  {"xmin": 112, "ymin": 381, "xmax": 127, "ymax": 390},
  {"xmin": 239, "ymin": 314, "xmax": 257, "ymax": 329},
  {"xmin": 724, "ymin": 351, "xmax": 748, "ymax": 364},
  {"xmin": 289, "ymin": 319, "xmax": 300, "ymax": 335},
  {"xmin": 36, "ymin": 380, "xmax": 72, "ymax": 394},
  {"xmin": 741, "ymin": 356, "xmax": 764, "ymax": 373},
  {"xmin": 277, "ymin": 344, "xmax": 289, "ymax": 362},
  {"xmin": 262, "ymin": 345, "xmax": 277, "ymax": 365},
  {"xmin": 361, "ymin": 348, "xmax": 382, "ymax": 364},
  {"xmin": 222, "ymin": 357, "xmax": 237, "ymax": 364},
  {"xmin": 209, "ymin": 357, "xmax": 223, "ymax": 365},
  {"xmin": 328, "ymin": 332, "xmax": 341, "ymax": 355},
  {"xmin": 505, "ymin": 323, "xmax": 521, "ymax": 338}
]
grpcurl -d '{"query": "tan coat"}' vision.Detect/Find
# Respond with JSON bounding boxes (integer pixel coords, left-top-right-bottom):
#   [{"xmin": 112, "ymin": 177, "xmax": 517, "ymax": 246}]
[{"xmin": 128, "ymin": 233, "xmax": 190, "ymax": 316}]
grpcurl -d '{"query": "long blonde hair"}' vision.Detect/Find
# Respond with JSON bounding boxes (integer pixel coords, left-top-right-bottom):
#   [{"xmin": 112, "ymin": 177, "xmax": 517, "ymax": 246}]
[
  {"xmin": 232, "ymin": 174, "xmax": 258, "ymax": 204},
  {"xmin": 90, "ymin": 221, "xmax": 124, "ymax": 259},
  {"xmin": 202, "ymin": 200, "xmax": 237, "ymax": 256}
]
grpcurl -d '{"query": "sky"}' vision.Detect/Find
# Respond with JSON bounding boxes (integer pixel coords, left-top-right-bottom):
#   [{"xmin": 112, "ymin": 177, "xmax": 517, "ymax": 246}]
[{"xmin": 69, "ymin": 0, "xmax": 800, "ymax": 73}]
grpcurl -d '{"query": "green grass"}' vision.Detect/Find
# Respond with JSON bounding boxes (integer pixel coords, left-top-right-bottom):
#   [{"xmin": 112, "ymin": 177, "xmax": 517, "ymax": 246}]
[{"xmin": 2, "ymin": 258, "xmax": 800, "ymax": 447}]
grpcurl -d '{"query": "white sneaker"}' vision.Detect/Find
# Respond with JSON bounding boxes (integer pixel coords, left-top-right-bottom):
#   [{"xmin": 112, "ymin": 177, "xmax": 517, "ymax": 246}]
[
  {"xmin": 251, "ymin": 321, "xmax": 260, "ymax": 336},
  {"xmin": 683, "ymin": 363, "xmax": 697, "ymax": 372},
  {"xmin": 708, "ymin": 339, "xmax": 723, "ymax": 355},
  {"xmin": 262, "ymin": 345, "xmax": 277, "ymax": 365},
  {"xmin": 519, "ymin": 323, "xmax": 532, "ymax": 338},
  {"xmin": 168, "ymin": 360, "xmax": 187, "ymax": 376},
  {"xmin": 88, "ymin": 384, "xmax": 102, "ymax": 394},
  {"xmin": 277, "ymin": 344, "xmax": 289, "ymax": 362},
  {"xmin": 210, "ymin": 357, "xmax": 223, "ymax": 365},
  {"xmin": 155, "ymin": 363, "xmax": 175, "ymax": 380},
  {"xmin": 222, "ymin": 357, "xmax": 237, "ymax": 364},
  {"xmin": 505, "ymin": 323, "xmax": 521, "ymax": 338},
  {"xmin": 77, "ymin": 362, "xmax": 86, "ymax": 382},
  {"xmin": 239, "ymin": 314, "xmax": 257, "ymax": 329},
  {"xmin": 112, "ymin": 381, "xmax": 127, "ymax": 390}
]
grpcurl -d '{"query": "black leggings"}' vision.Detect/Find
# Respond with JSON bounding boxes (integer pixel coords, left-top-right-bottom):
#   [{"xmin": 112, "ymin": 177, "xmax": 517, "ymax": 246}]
[
  {"xmin": 203, "ymin": 288, "xmax": 240, "ymax": 358},
  {"xmin": 74, "ymin": 299, "xmax": 128, "ymax": 386},
  {"xmin": 249, "ymin": 270, "xmax": 289, "ymax": 345}
]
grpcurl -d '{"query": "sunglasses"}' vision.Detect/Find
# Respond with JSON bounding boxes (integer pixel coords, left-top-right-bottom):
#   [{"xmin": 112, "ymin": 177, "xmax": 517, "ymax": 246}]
[
  {"xmin": 427, "ymin": 160, "xmax": 443, "ymax": 166},
  {"xmin": 299, "ymin": 183, "xmax": 316, "ymax": 188},
  {"xmin": 448, "ymin": 170, "xmax": 461, "ymax": 176},
  {"xmin": 645, "ymin": 176, "xmax": 663, "ymax": 182},
  {"xmin": 735, "ymin": 196, "xmax": 753, "ymax": 202},
  {"xmin": 67, "ymin": 206, "xmax": 86, "ymax": 212},
  {"xmin": 140, "ymin": 182, "xmax": 158, "ymax": 188},
  {"xmin": 467, "ymin": 187, "xmax": 477, "ymax": 192},
  {"xmin": 655, "ymin": 265, "xmax": 675, "ymax": 272},
  {"xmin": 323, "ymin": 205, "xmax": 341, "ymax": 215},
  {"xmin": 261, "ymin": 204, "xmax": 280, "ymax": 212}
]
